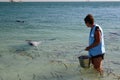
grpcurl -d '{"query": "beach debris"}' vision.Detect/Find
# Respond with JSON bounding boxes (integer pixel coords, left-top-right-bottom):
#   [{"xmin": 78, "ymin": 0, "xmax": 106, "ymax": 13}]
[{"xmin": 25, "ymin": 40, "xmax": 42, "ymax": 47}]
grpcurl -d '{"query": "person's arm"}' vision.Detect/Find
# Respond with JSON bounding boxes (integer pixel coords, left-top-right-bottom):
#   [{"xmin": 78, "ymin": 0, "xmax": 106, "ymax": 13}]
[{"xmin": 85, "ymin": 27, "xmax": 101, "ymax": 51}]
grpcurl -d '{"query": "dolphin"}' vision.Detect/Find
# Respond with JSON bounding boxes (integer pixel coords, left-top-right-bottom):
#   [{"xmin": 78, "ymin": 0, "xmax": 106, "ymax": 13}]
[{"xmin": 25, "ymin": 40, "xmax": 42, "ymax": 47}]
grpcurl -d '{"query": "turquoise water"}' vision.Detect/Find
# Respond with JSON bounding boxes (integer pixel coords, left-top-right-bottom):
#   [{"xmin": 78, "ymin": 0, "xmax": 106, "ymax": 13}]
[{"xmin": 0, "ymin": 2, "xmax": 120, "ymax": 80}]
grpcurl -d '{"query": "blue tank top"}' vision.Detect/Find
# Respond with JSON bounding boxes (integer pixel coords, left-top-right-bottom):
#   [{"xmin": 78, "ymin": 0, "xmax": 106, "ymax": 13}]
[{"xmin": 89, "ymin": 24, "xmax": 105, "ymax": 57}]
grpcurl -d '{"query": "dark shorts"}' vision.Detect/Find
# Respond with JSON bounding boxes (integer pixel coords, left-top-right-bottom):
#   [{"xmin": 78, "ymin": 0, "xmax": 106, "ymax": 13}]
[{"xmin": 91, "ymin": 54, "xmax": 105, "ymax": 60}]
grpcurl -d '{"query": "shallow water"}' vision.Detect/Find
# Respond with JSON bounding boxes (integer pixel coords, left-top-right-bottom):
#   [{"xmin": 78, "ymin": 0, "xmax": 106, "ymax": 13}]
[{"xmin": 0, "ymin": 2, "xmax": 120, "ymax": 80}]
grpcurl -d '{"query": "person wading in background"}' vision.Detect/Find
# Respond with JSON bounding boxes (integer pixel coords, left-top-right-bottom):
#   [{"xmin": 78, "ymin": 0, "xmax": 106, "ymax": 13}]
[{"xmin": 84, "ymin": 14, "xmax": 105, "ymax": 75}]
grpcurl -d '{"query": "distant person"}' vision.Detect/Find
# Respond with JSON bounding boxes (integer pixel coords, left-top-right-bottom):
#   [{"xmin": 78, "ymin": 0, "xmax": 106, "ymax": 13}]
[{"xmin": 84, "ymin": 14, "xmax": 105, "ymax": 75}]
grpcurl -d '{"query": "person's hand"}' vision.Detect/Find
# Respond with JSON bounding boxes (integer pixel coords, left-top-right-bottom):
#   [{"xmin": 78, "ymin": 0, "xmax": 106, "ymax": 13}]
[{"xmin": 85, "ymin": 47, "xmax": 90, "ymax": 51}]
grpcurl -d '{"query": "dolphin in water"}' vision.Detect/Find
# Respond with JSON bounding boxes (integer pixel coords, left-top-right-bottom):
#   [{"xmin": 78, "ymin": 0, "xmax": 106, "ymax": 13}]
[
  {"xmin": 25, "ymin": 40, "xmax": 42, "ymax": 47},
  {"xmin": 25, "ymin": 40, "xmax": 42, "ymax": 57}
]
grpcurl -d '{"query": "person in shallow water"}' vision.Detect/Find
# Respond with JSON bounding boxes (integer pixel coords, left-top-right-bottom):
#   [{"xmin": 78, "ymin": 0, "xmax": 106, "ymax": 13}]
[{"xmin": 84, "ymin": 14, "xmax": 105, "ymax": 75}]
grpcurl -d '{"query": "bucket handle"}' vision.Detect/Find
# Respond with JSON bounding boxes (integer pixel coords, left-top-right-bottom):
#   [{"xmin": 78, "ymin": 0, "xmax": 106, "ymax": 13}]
[
  {"xmin": 79, "ymin": 49, "xmax": 85, "ymax": 54},
  {"xmin": 73, "ymin": 49, "xmax": 85, "ymax": 60}
]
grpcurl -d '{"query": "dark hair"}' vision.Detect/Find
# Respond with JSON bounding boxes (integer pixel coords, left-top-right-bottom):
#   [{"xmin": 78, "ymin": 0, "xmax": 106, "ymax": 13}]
[{"xmin": 84, "ymin": 14, "xmax": 94, "ymax": 25}]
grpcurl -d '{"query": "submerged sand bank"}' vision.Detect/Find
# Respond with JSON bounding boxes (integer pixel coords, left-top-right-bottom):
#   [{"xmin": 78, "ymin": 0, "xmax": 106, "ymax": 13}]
[{"xmin": 0, "ymin": 51, "xmax": 120, "ymax": 80}]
